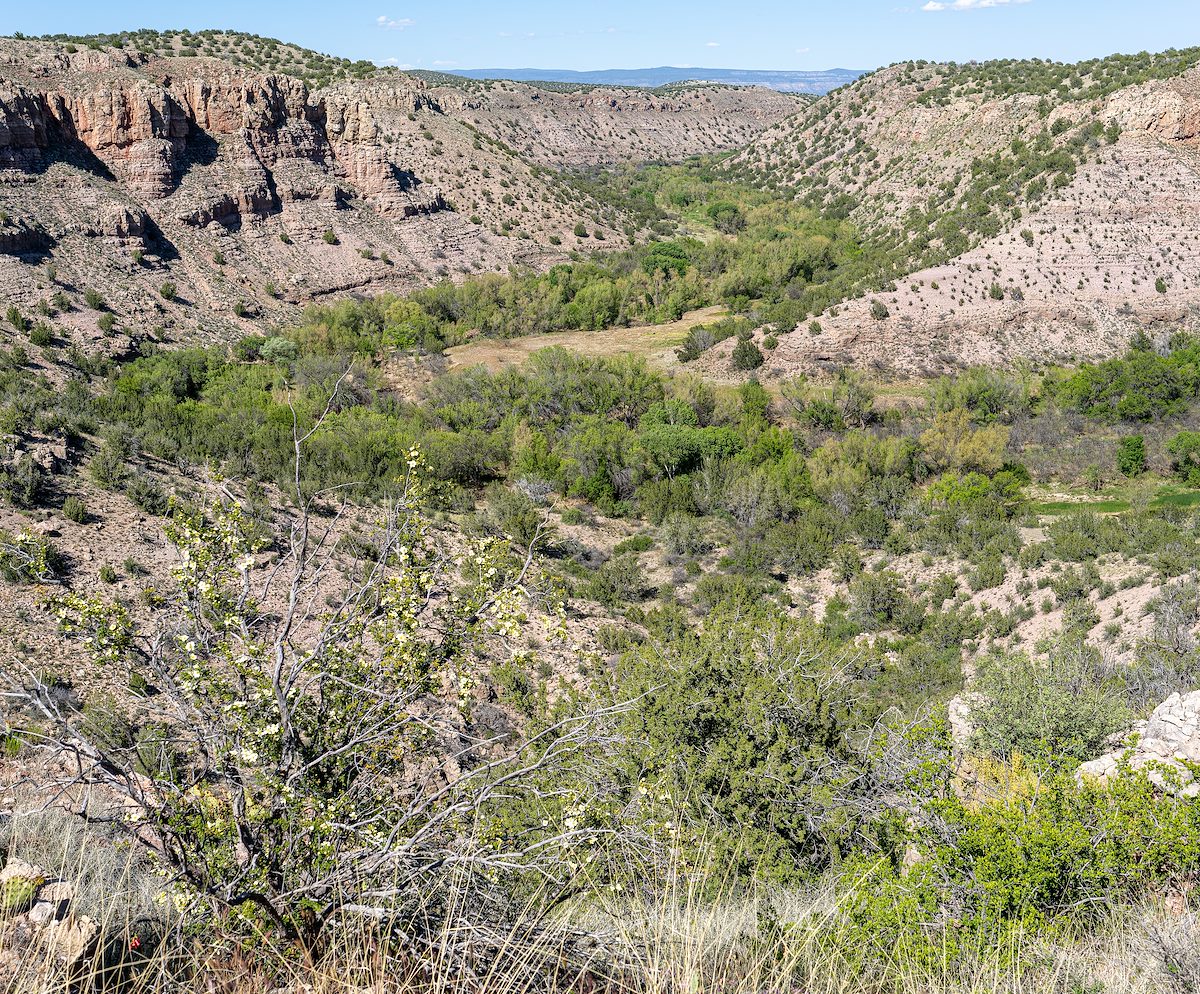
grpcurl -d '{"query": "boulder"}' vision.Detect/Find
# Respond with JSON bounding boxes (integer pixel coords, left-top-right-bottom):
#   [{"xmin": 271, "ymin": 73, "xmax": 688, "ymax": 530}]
[
  {"xmin": 37, "ymin": 915, "xmax": 97, "ymax": 967},
  {"xmin": 1079, "ymin": 690, "xmax": 1200, "ymax": 795},
  {"xmin": 28, "ymin": 880, "xmax": 73, "ymax": 924}
]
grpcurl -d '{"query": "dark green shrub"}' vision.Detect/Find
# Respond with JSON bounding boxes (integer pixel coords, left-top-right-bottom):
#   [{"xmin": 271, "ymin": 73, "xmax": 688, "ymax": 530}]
[
  {"xmin": 587, "ymin": 553, "xmax": 652, "ymax": 607},
  {"xmin": 1, "ymin": 460, "xmax": 45, "ymax": 508},
  {"xmin": 1167, "ymin": 431, "xmax": 1200, "ymax": 485},
  {"xmin": 613, "ymin": 534, "xmax": 653, "ymax": 555},
  {"xmin": 1116, "ymin": 434, "xmax": 1146, "ymax": 477},
  {"xmin": 731, "ymin": 337, "xmax": 764, "ymax": 371},
  {"xmin": 125, "ymin": 474, "xmax": 169, "ymax": 516}
]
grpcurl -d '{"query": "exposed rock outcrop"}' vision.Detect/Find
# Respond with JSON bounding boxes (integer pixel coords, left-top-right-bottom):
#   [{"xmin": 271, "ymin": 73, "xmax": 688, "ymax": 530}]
[
  {"xmin": 0, "ymin": 37, "xmax": 794, "ymax": 344},
  {"xmin": 1079, "ymin": 690, "xmax": 1200, "ymax": 795}
]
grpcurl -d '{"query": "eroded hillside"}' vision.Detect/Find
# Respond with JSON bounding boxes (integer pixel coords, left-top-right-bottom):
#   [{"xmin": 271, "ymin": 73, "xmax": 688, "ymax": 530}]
[
  {"xmin": 0, "ymin": 37, "xmax": 795, "ymax": 352},
  {"xmin": 727, "ymin": 52, "xmax": 1200, "ymax": 377}
]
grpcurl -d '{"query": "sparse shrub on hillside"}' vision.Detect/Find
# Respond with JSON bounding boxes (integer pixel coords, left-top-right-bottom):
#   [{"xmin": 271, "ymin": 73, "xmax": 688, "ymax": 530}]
[
  {"xmin": 88, "ymin": 442, "xmax": 128, "ymax": 490},
  {"xmin": 869, "ymin": 299, "xmax": 889, "ymax": 320},
  {"xmin": 1167, "ymin": 430, "xmax": 1200, "ymax": 485},
  {"xmin": 832, "ymin": 542, "xmax": 863, "ymax": 583},
  {"xmin": 124, "ymin": 472, "xmax": 168, "ymax": 515},
  {"xmin": 587, "ymin": 553, "xmax": 653, "ymax": 606},
  {"xmin": 731, "ymin": 336, "xmax": 764, "ymax": 371},
  {"xmin": 62, "ymin": 495, "xmax": 87, "ymax": 523},
  {"xmin": 972, "ymin": 641, "xmax": 1131, "ymax": 762},
  {"xmin": 480, "ymin": 483, "xmax": 548, "ymax": 550},
  {"xmin": 1117, "ymin": 434, "xmax": 1147, "ymax": 476},
  {"xmin": 83, "ymin": 288, "xmax": 105, "ymax": 310},
  {"xmin": 0, "ymin": 459, "xmax": 45, "ymax": 508}
]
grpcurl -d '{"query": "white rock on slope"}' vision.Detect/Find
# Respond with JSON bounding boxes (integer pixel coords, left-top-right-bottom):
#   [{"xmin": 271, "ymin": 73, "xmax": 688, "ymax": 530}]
[{"xmin": 1079, "ymin": 690, "xmax": 1200, "ymax": 796}]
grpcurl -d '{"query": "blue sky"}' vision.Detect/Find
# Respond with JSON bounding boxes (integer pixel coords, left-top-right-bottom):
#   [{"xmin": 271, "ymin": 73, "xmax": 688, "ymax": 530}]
[{"xmin": 9, "ymin": 1, "xmax": 1200, "ymax": 72}]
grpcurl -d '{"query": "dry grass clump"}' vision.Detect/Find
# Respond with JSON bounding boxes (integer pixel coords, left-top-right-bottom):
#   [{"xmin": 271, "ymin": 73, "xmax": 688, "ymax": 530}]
[{"xmin": 3, "ymin": 809, "xmax": 1192, "ymax": 994}]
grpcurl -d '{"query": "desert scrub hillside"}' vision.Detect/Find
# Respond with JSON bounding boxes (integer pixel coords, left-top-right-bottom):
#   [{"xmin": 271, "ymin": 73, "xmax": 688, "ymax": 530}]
[
  {"xmin": 911, "ymin": 48, "xmax": 1200, "ymax": 106},
  {"xmin": 29, "ymin": 28, "xmax": 379, "ymax": 87},
  {"xmin": 3, "ymin": 311, "xmax": 1200, "ymax": 990},
  {"xmin": 707, "ymin": 49, "xmax": 1200, "ymax": 376},
  {"xmin": 735, "ymin": 48, "xmax": 1200, "ymax": 271}
]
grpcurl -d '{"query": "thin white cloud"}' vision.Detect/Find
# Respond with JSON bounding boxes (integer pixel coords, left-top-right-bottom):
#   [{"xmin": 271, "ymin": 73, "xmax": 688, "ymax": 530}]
[
  {"xmin": 796, "ymin": 46, "xmax": 810, "ymax": 54},
  {"xmin": 705, "ymin": 41, "xmax": 720, "ymax": 47},
  {"xmin": 922, "ymin": 0, "xmax": 1029, "ymax": 9},
  {"xmin": 376, "ymin": 15, "xmax": 415, "ymax": 29}
]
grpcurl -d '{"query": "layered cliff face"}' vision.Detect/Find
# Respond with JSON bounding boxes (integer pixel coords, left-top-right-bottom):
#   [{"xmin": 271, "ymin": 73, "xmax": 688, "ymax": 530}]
[
  {"xmin": 0, "ymin": 38, "xmax": 795, "ymax": 349},
  {"xmin": 0, "ymin": 49, "xmax": 443, "ymax": 227}
]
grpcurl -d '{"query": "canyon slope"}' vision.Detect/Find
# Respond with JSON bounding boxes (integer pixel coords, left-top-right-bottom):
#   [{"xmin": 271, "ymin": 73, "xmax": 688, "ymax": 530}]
[
  {"xmin": 0, "ymin": 36, "xmax": 796, "ymax": 349},
  {"xmin": 724, "ymin": 51, "xmax": 1200, "ymax": 378}
]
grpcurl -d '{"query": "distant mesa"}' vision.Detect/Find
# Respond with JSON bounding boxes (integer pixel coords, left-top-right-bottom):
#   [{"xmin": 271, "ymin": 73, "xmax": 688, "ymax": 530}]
[{"xmin": 448, "ymin": 66, "xmax": 868, "ymax": 94}]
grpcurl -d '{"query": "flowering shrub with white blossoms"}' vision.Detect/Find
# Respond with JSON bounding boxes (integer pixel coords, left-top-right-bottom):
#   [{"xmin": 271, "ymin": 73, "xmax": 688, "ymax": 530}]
[{"xmin": 28, "ymin": 452, "xmax": 590, "ymax": 951}]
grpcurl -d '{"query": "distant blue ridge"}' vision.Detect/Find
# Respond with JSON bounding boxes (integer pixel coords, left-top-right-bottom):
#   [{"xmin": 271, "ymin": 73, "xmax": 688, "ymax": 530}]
[{"xmin": 447, "ymin": 66, "xmax": 868, "ymax": 94}]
